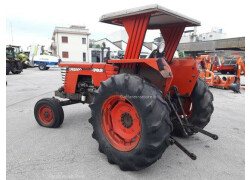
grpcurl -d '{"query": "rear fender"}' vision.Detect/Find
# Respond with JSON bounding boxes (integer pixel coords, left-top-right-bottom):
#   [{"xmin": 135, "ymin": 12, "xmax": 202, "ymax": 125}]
[
  {"xmin": 170, "ymin": 58, "xmax": 199, "ymax": 96},
  {"xmin": 109, "ymin": 58, "xmax": 173, "ymax": 96}
]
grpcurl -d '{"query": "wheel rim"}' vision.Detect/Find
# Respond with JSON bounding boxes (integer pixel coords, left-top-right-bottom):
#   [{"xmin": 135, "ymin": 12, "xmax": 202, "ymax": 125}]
[
  {"xmin": 38, "ymin": 105, "xmax": 54, "ymax": 125},
  {"xmin": 41, "ymin": 65, "xmax": 44, "ymax": 69},
  {"xmin": 101, "ymin": 95, "xmax": 141, "ymax": 151},
  {"xmin": 178, "ymin": 97, "xmax": 193, "ymax": 119}
]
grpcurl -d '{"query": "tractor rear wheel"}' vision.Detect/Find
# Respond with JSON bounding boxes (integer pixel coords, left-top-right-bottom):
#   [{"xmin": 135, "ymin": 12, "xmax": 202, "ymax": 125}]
[
  {"xmin": 6, "ymin": 61, "xmax": 11, "ymax": 75},
  {"xmin": 34, "ymin": 98, "xmax": 64, "ymax": 128},
  {"xmin": 172, "ymin": 77, "xmax": 214, "ymax": 137},
  {"xmin": 89, "ymin": 74, "xmax": 173, "ymax": 171}
]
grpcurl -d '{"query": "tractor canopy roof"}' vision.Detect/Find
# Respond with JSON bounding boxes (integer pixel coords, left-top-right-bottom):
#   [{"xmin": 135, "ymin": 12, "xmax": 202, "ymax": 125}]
[
  {"xmin": 100, "ymin": 4, "xmax": 200, "ymax": 28},
  {"xmin": 100, "ymin": 4, "xmax": 200, "ymax": 60}
]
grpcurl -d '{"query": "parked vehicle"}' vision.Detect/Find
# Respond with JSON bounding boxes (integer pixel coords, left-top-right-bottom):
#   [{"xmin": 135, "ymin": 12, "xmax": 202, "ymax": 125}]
[
  {"xmin": 34, "ymin": 4, "xmax": 218, "ymax": 171},
  {"xmin": 198, "ymin": 55, "xmax": 245, "ymax": 92},
  {"xmin": 220, "ymin": 56, "xmax": 238, "ymax": 74},
  {"xmin": 28, "ymin": 45, "xmax": 60, "ymax": 70},
  {"xmin": 6, "ymin": 45, "xmax": 23, "ymax": 75}
]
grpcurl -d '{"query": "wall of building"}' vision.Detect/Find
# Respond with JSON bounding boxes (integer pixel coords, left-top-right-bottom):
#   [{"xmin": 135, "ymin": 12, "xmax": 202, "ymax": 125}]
[
  {"xmin": 54, "ymin": 32, "xmax": 89, "ymax": 62},
  {"xmin": 180, "ymin": 27, "xmax": 227, "ymax": 43}
]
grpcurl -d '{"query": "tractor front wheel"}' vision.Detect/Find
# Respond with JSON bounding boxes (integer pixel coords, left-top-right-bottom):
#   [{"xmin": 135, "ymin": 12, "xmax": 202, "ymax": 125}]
[
  {"xmin": 172, "ymin": 77, "xmax": 214, "ymax": 137},
  {"xmin": 89, "ymin": 74, "xmax": 173, "ymax": 171},
  {"xmin": 11, "ymin": 61, "xmax": 23, "ymax": 74},
  {"xmin": 34, "ymin": 98, "xmax": 64, "ymax": 128}
]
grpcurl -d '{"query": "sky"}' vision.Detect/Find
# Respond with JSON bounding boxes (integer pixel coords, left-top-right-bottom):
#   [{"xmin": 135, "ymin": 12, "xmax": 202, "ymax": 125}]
[{"xmin": 5, "ymin": 0, "xmax": 248, "ymax": 50}]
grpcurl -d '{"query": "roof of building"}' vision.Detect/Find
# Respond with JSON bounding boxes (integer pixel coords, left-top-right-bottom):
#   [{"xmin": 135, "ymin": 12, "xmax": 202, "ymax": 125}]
[
  {"xmin": 94, "ymin": 38, "xmax": 122, "ymax": 50},
  {"xmin": 53, "ymin": 26, "xmax": 90, "ymax": 36},
  {"xmin": 143, "ymin": 42, "xmax": 157, "ymax": 50},
  {"xmin": 100, "ymin": 4, "xmax": 200, "ymax": 27},
  {"xmin": 177, "ymin": 37, "xmax": 245, "ymax": 51}
]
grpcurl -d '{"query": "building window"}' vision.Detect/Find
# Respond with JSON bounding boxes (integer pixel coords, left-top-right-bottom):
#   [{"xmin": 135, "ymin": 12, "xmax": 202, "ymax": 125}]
[
  {"xmin": 62, "ymin": 51, "xmax": 68, "ymax": 58},
  {"xmin": 91, "ymin": 50, "xmax": 100, "ymax": 63},
  {"xmin": 62, "ymin": 36, "xmax": 68, "ymax": 43},
  {"xmin": 83, "ymin": 52, "xmax": 86, "ymax": 61},
  {"xmin": 82, "ymin": 38, "xmax": 86, "ymax": 44}
]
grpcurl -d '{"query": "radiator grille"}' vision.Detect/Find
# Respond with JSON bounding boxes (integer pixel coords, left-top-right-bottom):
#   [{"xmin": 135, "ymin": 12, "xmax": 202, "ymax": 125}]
[{"xmin": 60, "ymin": 67, "xmax": 67, "ymax": 85}]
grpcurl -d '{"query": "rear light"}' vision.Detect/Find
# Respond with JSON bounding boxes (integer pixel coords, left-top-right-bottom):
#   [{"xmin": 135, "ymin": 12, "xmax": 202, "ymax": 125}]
[{"xmin": 157, "ymin": 58, "xmax": 172, "ymax": 78}]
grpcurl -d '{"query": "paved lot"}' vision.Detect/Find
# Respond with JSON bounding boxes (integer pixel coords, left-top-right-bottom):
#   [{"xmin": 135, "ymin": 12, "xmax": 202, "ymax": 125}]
[{"xmin": 6, "ymin": 68, "xmax": 245, "ymax": 180}]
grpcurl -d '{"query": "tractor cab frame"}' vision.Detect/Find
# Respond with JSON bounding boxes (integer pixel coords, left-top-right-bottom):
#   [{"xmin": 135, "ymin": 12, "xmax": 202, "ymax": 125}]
[{"xmin": 60, "ymin": 4, "xmax": 201, "ymax": 97}]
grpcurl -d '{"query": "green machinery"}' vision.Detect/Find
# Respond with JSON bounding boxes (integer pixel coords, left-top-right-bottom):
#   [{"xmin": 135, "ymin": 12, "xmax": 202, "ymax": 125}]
[{"xmin": 6, "ymin": 45, "xmax": 24, "ymax": 75}]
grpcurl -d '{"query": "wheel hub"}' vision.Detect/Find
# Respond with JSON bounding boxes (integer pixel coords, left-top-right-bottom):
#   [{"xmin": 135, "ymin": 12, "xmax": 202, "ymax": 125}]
[
  {"xmin": 101, "ymin": 95, "xmax": 141, "ymax": 151},
  {"xmin": 38, "ymin": 105, "xmax": 54, "ymax": 125},
  {"xmin": 44, "ymin": 112, "xmax": 50, "ymax": 118},
  {"xmin": 121, "ymin": 113, "xmax": 133, "ymax": 128}
]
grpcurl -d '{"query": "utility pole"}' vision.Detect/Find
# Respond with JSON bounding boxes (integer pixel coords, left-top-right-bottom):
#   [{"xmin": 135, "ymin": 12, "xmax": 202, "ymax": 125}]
[{"xmin": 10, "ymin": 22, "xmax": 13, "ymax": 44}]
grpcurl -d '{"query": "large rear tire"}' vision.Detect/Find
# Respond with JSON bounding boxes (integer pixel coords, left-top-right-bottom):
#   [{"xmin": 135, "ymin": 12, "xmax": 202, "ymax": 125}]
[
  {"xmin": 89, "ymin": 74, "xmax": 173, "ymax": 171},
  {"xmin": 172, "ymin": 77, "xmax": 214, "ymax": 137}
]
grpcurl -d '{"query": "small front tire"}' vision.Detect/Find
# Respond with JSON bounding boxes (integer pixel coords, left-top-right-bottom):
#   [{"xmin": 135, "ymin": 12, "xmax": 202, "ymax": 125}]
[
  {"xmin": 34, "ymin": 98, "xmax": 64, "ymax": 128},
  {"xmin": 11, "ymin": 61, "xmax": 23, "ymax": 74}
]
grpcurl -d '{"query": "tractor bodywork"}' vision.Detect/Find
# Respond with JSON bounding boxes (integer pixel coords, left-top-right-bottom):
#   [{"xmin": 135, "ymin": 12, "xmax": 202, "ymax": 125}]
[{"xmin": 59, "ymin": 5, "xmax": 200, "ymax": 98}]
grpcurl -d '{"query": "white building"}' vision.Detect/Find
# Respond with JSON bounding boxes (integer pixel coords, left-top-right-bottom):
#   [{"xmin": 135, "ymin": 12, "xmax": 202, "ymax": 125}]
[
  {"xmin": 198, "ymin": 27, "xmax": 227, "ymax": 41},
  {"xmin": 106, "ymin": 30, "xmax": 128, "ymax": 42},
  {"xmin": 89, "ymin": 38, "xmax": 152, "ymax": 62},
  {"xmin": 143, "ymin": 42, "xmax": 158, "ymax": 51},
  {"xmin": 180, "ymin": 27, "xmax": 227, "ymax": 43},
  {"xmin": 51, "ymin": 25, "xmax": 90, "ymax": 62},
  {"xmin": 89, "ymin": 38, "xmax": 122, "ymax": 62}
]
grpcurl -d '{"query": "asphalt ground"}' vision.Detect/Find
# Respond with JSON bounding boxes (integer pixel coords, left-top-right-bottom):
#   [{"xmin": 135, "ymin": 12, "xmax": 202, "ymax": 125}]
[{"xmin": 6, "ymin": 67, "xmax": 245, "ymax": 180}]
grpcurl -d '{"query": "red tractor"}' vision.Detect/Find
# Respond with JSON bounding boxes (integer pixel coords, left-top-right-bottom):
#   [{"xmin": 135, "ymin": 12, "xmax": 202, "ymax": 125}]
[{"xmin": 34, "ymin": 4, "xmax": 218, "ymax": 171}]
